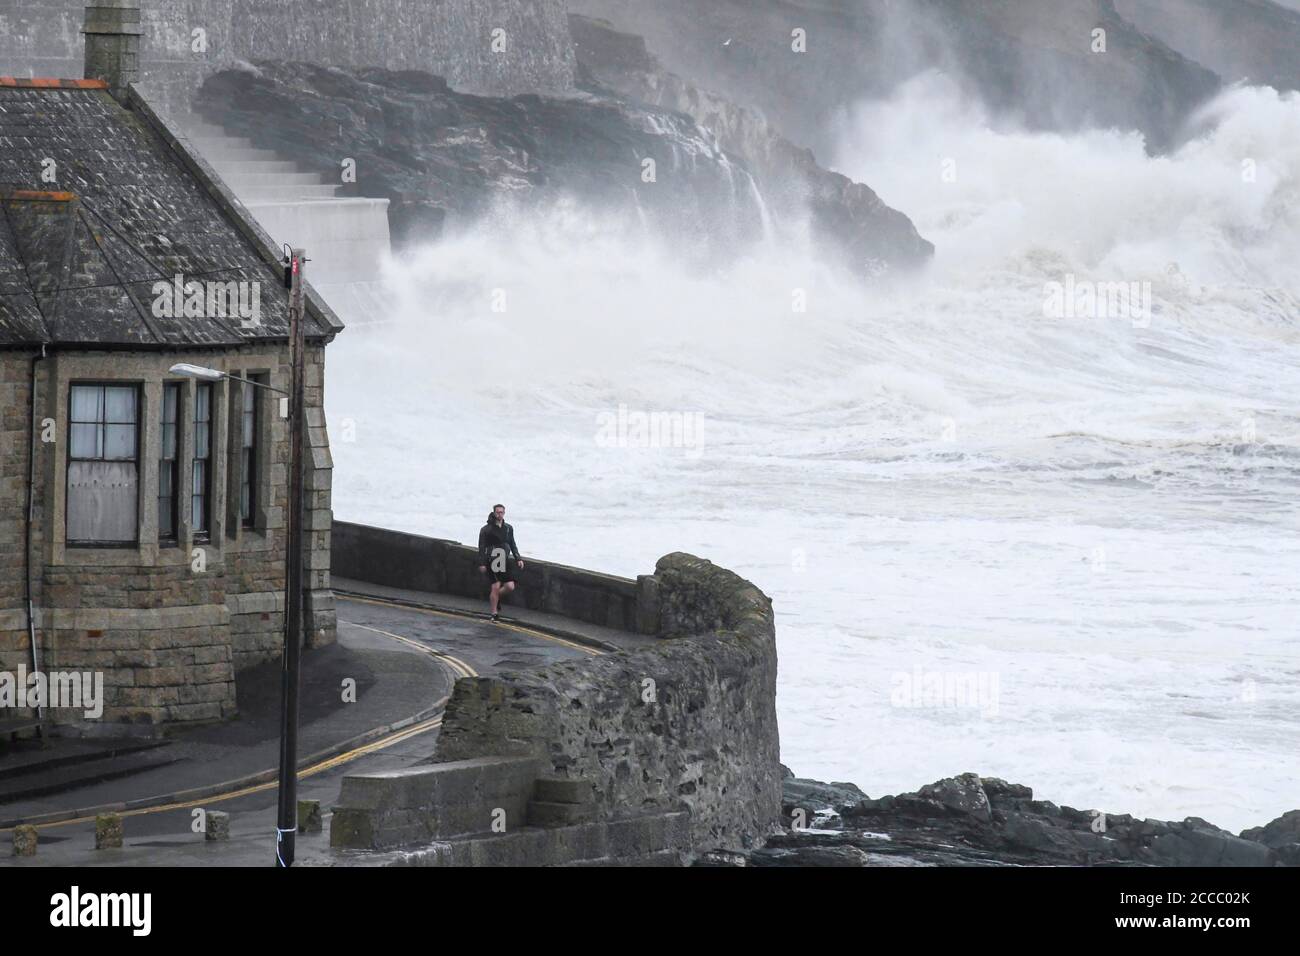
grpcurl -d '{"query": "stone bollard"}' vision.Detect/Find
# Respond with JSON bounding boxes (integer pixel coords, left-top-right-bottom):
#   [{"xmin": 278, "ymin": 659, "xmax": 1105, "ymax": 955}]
[
  {"xmin": 204, "ymin": 810, "xmax": 230, "ymax": 842},
  {"xmin": 12, "ymin": 825, "xmax": 38, "ymax": 857},
  {"xmin": 298, "ymin": 799, "xmax": 322, "ymax": 834},
  {"xmin": 95, "ymin": 813, "xmax": 123, "ymax": 849}
]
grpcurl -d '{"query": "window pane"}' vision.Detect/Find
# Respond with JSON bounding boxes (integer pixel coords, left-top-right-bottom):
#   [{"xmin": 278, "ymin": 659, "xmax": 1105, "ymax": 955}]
[
  {"xmin": 104, "ymin": 386, "xmax": 136, "ymax": 424},
  {"xmin": 70, "ymin": 385, "xmax": 102, "ymax": 423},
  {"xmin": 161, "ymin": 422, "xmax": 176, "ymax": 460},
  {"xmin": 104, "ymin": 423, "xmax": 136, "ymax": 460},
  {"xmin": 163, "ymin": 384, "xmax": 178, "ymax": 423},
  {"xmin": 70, "ymin": 422, "xmax": 99, "ymax": 458},
  {"xmin": 158, "ymin": 494, "xmax": 174, "ymax": 539},
  {"xmin": 195, "ymin": 385, "xmax": 211, "ymax": 422},
  {"xmin": 194, "ymin": 422, "xmax": 209, "ymax": 458},
  {"xmin": 67, "ymin": 460, "xmax": 137, "ymax": 543}
]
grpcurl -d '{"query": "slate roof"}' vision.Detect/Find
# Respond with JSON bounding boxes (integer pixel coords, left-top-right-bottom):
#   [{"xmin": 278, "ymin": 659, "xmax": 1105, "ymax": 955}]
[{"xmin": 0, "ymin": 78, "xmax": 341, "ymax": 348}]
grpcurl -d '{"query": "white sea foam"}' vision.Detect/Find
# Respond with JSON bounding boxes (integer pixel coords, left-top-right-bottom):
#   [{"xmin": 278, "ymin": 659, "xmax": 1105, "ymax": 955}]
[{"xmin": 327, "ymin": 79, "xmax": 1300, "ymax": 832}]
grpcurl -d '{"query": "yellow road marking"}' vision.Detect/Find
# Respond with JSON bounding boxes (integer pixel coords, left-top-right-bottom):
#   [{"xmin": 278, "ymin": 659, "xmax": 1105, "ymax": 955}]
[
  {"xmin": 9, "ymin": 621, "xmax": 473, "ymax": 834},
  {"xmin": 8, "ymin": 595, "xmax": 596, "ymax": 834}
]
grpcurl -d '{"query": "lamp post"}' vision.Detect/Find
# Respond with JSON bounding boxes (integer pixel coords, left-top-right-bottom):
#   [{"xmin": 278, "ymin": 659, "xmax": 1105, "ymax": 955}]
[{"xmin": 168, "ymin": 246, "xmax": 309, "ymax": 867}]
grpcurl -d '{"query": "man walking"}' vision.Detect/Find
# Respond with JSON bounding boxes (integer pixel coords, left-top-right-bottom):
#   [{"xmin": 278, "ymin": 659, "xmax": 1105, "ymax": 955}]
[{"xmin": 478, "ymin": 503, "xmax": 525, "ymax": 622}]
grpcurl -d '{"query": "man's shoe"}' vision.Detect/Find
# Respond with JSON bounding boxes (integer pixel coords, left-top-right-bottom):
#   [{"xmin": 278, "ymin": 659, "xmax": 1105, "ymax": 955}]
[{"xmin": 490, "ymin": 612, "xmax": 500, "ymax": 623}]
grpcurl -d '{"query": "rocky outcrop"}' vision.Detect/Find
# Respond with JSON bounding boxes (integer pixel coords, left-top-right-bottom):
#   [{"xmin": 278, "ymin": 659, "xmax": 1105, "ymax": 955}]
[
  {"xmin": 1114, "ymin": 0, "xmax": 1300, "ymax": 93},
  {"xmin": 195, "ymin": 61, "xmax": 767, "ymax": 255},
  {"xmin": 569, "ymin": 0, "xmax": 1222, "ymax": 155},
  {"xmin": 736, "ymin": 770, "xmax": 1298, "ymax": 867},
  {"xmin": 194, "ymin": 58, "xmax": 931, "ymax": 273},
  {"xmin": 569, "ymin": 14, "xmax": 934, "ymax": 273}
]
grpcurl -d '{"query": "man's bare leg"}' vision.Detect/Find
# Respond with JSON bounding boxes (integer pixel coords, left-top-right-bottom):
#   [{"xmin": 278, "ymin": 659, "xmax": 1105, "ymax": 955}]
[{"xmin": 489, "ymin": 582, "xmax": 501, "ymax": 615}]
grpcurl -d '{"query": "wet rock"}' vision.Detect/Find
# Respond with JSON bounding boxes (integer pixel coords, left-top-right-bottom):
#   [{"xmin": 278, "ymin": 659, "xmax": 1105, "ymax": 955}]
[
  {"xmin": 750, "ymin": 844, "xmax": 872, "ymax": 867},
  {"xmin": 1148, "ymin": 827, "xmax": 1276, "ymax": 868},
  {"xmin": 783, "ymin": 777, "xmax": 869, "ymax": 816},
  {"xmin": 916, "ymin": 773, "xmax": 993, "ymax": 823},
  {"xmin": 753, "ymin": 769, "xmax": 1293, "ymax": 868}
]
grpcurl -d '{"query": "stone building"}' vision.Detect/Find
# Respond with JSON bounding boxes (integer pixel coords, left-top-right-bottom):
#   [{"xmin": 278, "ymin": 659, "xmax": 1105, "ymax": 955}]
[{"xmin": 0, "ymin": 2, "xmax": 341, "ymax": 731}]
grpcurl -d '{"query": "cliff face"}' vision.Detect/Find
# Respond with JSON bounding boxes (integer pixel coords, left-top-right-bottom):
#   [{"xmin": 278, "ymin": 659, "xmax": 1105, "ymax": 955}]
[
  {"xmin": 569, "ymin": 14, "xmax": 934, "ymax": 272},
  {"xmin": 1115, "ymin": 0, "xmax": 1300, "ymax": 92},
  {"xmin": 195, "ymin": 61, "xmax": 771, "ymax": 257},
  {"xmin": 567, "ymin": 0, "xmax": 1221, "ymax": 155}
]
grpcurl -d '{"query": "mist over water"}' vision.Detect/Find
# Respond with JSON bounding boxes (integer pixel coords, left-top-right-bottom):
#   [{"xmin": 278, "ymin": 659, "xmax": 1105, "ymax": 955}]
[{"xmin": 328, "ymin": 78, "xmax": 1300, "ymax": 831}]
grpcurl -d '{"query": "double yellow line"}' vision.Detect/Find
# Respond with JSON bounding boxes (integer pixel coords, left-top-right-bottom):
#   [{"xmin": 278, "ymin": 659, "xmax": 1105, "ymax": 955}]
[{"xmin": 11, "ymin": 595, "xmax": 598, "ymax": 833}]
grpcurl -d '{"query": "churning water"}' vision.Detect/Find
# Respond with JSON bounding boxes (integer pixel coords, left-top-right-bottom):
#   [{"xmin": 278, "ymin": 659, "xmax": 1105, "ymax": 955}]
[{"xmin": 327, "ymin": 76, "xmax": 1300, "ymax": 831}]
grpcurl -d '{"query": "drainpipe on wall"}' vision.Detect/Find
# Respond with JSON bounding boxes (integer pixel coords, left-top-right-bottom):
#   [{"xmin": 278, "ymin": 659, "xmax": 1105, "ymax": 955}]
[{"xmin": 25, "ymin": 344, "xmax": 46, "ymax": 724}]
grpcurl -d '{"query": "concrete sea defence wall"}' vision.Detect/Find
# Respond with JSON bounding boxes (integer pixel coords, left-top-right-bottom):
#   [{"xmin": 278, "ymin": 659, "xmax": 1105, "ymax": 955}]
[{"xmin": 330, "ymin": 523, "xmax": 781, "ymax": 862}]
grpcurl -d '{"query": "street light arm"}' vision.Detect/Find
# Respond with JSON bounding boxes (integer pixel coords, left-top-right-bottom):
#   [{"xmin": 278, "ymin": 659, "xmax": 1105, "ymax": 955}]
[{"xmin": 168, "ymin": 363, "xmax": 289, "ymax": 395}]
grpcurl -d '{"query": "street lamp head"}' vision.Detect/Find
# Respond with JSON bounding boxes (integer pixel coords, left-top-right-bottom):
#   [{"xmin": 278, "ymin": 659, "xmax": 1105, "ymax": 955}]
[{"xmin": 169, "ymin": 363, "xmax": 225, "ymax": 382}]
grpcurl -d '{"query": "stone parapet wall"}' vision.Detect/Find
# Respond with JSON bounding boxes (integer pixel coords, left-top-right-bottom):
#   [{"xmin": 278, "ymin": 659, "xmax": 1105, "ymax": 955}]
[
  {"xmin": 331, "ymin": 522, "xmax": 642, "ymax": 633},
  {"xmin": 433, "ymin": 551, "xmax": 780, "ymax": 858}
]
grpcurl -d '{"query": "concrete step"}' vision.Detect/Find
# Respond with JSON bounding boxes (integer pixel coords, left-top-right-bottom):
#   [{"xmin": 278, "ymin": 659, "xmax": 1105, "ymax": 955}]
[
  {"xmin": 194, "ymin": 146, "xmax": 281, "ymax": 163},
  {"xmin": 533, "ymin": 777, "xmax": 595, "ymax": 805},
  {"xmin": 209, "ymin": 159, "xmax": 300, "ymax": 175},
  {"xmin": 236, "ymin": 185, "xmax": 342, "ymax": 200},
  {"xmin": 527, "ymin": 799, "xmax": 596, "ymax": 828},
  {"xmin": 190, "ymin": 136, "xmax": 254, "ymax": 150},
  {"xmin": 221, "ymin": 172, "xmax": 328, "ymax": 187}
]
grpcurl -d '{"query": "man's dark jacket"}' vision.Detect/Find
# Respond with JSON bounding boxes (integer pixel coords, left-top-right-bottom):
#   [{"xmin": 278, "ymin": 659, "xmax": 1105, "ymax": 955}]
[{"xmin": 478, "ymin": 520, "xmax": 522, "ymax": 568}]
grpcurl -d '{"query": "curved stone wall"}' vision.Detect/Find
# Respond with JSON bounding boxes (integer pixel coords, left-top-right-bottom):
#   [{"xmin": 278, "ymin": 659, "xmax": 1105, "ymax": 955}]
[{"xmin": 434, "ymin": 551, "xmax": 782, "ymax": 857}]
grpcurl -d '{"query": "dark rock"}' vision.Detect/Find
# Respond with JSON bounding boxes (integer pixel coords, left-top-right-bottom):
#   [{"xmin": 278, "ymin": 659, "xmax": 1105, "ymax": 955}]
[
  {"xmin": 981, "ymin": 777, "xmax": 1033, "ymax": 801},
  {"xmin": 1240, "ymin": 809, "xmax": 1300, "ymax": 848},
  {"xmin": 750, "ymin": 844, "xmax": 871, "ymax": 867},
  {"xmin": 915, "ymin": 773, "xmax": 993, "ymax": 823},
  {"xmin": 751, "ymin": 771, "xmax": 1293, "ymax": 867},
  {"xmin": 782, "ymin": 776, "xmax": 869, "ymax": 816},
  {"xmin": 568, "ymin": 13, "xmax": 934, "ymax": 275},
  {"xmin": 1148, "ymin": 828, "xmax": 1276, "ymax": 868}
]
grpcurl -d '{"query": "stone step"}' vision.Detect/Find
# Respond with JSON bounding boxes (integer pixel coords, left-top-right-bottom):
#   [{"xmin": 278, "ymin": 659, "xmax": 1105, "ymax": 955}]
[
  {"xmin": 527, "ymin": 799, "xmax": 596, "ymax": 828},
  {"xmin": 0, "ymin": 737, "xmax": 166, "ymax": 782},
  {"xmin": 533, "ymin": 777, "xmax": 595, "ymax": 805},
  {"xmin": 0, "ymin": 748, "xmax": 183, "ymax": 808}
]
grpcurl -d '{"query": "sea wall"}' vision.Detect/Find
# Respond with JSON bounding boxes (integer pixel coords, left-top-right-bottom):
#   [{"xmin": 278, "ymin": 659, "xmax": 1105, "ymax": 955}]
[
  {"xmin": 330, "ymin": 523, "xmax": 782, "ymax": 861},
  {"xmin": 0, "ymin": 0, "xmax": 576, "ymax": 111}
]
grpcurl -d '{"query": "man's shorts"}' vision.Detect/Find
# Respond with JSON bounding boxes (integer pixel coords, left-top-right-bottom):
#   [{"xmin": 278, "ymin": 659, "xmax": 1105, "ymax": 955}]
[{"xmin": 485, "ymin": 565, "xmax": 516, "ymax": 586}]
